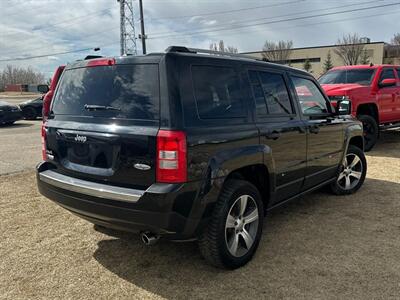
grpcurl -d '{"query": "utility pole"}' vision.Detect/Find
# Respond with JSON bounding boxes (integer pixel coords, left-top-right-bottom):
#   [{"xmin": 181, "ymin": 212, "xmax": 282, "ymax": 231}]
[
  {"xmin": 117, "ymin": 0, "xmax": 137, "ymax": 56},
  {"xmin": 138, "ymin": 0, "xmax": 146, "ymax": 54}
]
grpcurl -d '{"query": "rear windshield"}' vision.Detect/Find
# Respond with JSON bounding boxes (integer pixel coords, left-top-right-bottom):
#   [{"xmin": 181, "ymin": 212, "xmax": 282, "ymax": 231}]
[
  {"xmin": 318, "ymin": 69, "xmax": 375, "ymax": 86},
  {"xmin": 52, "ymin": 64, "xmax": 159, "ymax": 120}
]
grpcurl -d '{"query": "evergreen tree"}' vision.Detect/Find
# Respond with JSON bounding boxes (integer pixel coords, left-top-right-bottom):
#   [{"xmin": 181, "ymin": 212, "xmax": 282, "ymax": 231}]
[
  {"xmin": 361, "ymin": 50, "xmax": 370, "ymax": 64},
  {"xmin": 303, "ymin": 59, "xmax": 312, "ymax": 73},
  {"xmin": 323, "ymin": 51, "xmax": 334, "ymax": 72}
]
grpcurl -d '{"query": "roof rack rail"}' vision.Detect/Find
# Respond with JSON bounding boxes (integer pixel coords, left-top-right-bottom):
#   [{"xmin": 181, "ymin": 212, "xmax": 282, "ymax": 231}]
[{"xmin": 165, "ymin": 46, "xmax": 268, "ymax": 62}]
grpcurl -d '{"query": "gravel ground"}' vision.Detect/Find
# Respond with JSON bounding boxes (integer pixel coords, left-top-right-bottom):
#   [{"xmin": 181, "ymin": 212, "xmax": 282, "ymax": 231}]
[
  {"xmin": 0, "ymin": 120, "xmax": 42, "ymax": 175},
  {"xmin": 0, "ymin": 130, "xmax": 399, "ymax": 299}
]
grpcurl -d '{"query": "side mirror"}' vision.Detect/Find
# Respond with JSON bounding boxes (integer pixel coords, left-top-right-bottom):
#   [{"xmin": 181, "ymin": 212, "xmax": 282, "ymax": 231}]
[
  {"xmin": 379, "ymin": 78, "xmax": 397, "ymax": 88},
  {"xmin": 37, "ymin": 84, "xmax": 49, "ymax": 94},
  {"xmin": 335, "ymin": 99, "xmax": 351, "ymax": 115}
]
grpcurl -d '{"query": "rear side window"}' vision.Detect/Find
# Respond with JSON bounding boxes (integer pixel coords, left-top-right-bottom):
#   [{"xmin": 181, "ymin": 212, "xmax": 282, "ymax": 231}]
[
  {"xmin": 52, "ymin": 64, "xmax": 159, "ymax": 120},
  {"xmin": 249, "ymin": 70, "xmax": 293, "ymax": 115},
  {"xmin": 192, "ymin": 65, "xmax": 244, "ymax": 119}
]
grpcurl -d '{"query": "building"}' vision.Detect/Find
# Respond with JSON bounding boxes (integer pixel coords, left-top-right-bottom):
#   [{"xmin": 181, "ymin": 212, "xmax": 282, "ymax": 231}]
[{"xmin": 243, "ymin": 41, "xmax": 387, "ymax": 78}]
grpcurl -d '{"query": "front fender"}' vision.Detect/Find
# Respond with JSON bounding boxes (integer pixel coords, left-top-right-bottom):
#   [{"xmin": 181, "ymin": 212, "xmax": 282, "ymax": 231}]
[{"xmin": 341, "ymin": 121, "xmax": 364, "ymax": 160}]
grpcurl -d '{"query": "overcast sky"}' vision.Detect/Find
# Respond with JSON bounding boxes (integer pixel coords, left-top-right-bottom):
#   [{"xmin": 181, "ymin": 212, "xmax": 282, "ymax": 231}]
[{"xmin": 0, "ymin": 0, "xmax": 399, "ymax": 78}]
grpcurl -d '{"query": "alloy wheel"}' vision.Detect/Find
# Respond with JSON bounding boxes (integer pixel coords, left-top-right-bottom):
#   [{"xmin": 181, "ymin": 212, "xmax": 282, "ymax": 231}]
[
  {"xmin": 337, "ymin": 153, "xmax": 363, "ymax": 190},
  {"xmin": 225, "ymin": 195, "xmax": 259, "ymax": 257}
]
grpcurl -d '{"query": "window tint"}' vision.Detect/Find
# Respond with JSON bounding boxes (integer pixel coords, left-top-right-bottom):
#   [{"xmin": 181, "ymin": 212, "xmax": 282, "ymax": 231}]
[
  {"xmin": 52, "ymin": 64, "xmax": 159, "ymax": 120},
  {"xmin": 318, "ymin": 69, "xmax": 375, "ymax": 86},
  {"xmin": 292, "ymin": 76, "xmax": 329, "ymax": 115},
  {"xmin": 258, "ymin": 71, "xmax": 292, "ymax": 114},
  {"xmin": 248, "ymin": 71, "xmax": 267, "ymax": 115},
  {"xmin": 248, "ymin": 70, "xmax": 292, "ymax": 116},
  {"xmin": 380, "ymin": 68, "xmax": 395, "ymax": 82},
  {"xmin": 192, "ymin": 66, "xmax": 244, "ymax": 119}
]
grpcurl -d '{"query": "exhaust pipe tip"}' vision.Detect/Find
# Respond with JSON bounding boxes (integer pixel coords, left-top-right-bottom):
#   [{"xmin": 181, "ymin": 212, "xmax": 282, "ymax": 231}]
[{"xmin": 140, "ymin": 232, "xmax": 159, "ymax": 246}]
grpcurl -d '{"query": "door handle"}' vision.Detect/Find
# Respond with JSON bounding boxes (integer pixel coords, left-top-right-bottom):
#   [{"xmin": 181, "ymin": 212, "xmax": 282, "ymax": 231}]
[
  {"xmin": 265, "ymin": 131, "xmax": 281, "ymax": 140},
  {"xmin": 309, "ymin": 125, "xmax": 320, "ymax": 134}
]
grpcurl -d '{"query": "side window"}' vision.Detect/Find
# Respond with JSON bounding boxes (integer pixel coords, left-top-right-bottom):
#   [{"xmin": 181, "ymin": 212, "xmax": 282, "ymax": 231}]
[
  {"xmin": 258, "ymin": 71, "xmax": 292, "ymax": 115},
  {"xmin": 248, "ymin": 71, "xmax": 268, "ymax": 115},
  {"xmin": 380, "ymin": 68, "xmax": 395, "ymax": 82},
  {"xmin": 291, "ymin": 76, "xmax": 329, "ymax": 115},
  {"xmin": 192, "ymin": 66, "xmax": 244, "ymax": 119},
  {"xmin": 396, "ymin": 69, "xmax": 400, "ymax": 80},
  {"xmin": 248, "ymin": 70, "xmax": 293, "ymax": 116}
]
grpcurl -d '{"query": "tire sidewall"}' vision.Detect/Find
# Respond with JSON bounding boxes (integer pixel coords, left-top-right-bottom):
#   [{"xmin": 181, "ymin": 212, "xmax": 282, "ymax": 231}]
[
  {"xmin": 358, "ymin": 115, "xmax": 378, "ymax": 151},
  {"xmin": 24, "ymin": 107, "xmax": 37, "ymax": 120},
  {"xmin": 217, "ymin": 182, "xmax": 264, "ymax": 268}
]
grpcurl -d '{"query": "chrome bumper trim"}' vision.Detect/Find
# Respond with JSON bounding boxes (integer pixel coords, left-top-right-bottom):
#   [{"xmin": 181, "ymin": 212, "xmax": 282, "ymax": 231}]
[{"xmin": 39, "ymin": 170, "xmax": 144, "ymax": 203}]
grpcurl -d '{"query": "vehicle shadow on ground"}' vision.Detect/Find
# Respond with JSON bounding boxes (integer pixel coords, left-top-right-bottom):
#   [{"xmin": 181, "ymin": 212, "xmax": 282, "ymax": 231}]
[
  {"xmin": 0, "ymin": 122, "xmax": 34, "ymax": 129},
  {"xmin": 367, "ymin": 129, "xmax": 400, "ymax": 158},
  {"xmin": 93, "ymin": 178, "xmax": 400, "ymax": 299}
]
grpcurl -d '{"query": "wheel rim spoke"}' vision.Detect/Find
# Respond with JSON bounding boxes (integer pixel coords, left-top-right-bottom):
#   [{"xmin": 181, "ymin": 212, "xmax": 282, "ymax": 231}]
[
  {"xmin": 244, "ymin": 208, "xmax": 258, "ymax": 225},
  {"xmin": 350, "ymin": 171, "xmax": 362, "ymax": 179},
  {"xmin": 345, "ymin": 175, "xmax": 351, "ymax": 189},
  {"xmin": 226, "ymin": 214, "xmax": 236, "ymax": 228},
  {"xmin": 240, "ymin": 229, "xmax": 254, "ymax": 249},
  {"xmin": 337, "ymin": 172, "xmax": 346, "ymax": 182},
  {"xmin": 349, "ymin": 156, "xmax": 360, "ymax": 169},
  {"xmin": 228, "ymin": 233, "xmax": 239, "ymax": 255},
  {"xmin": 238, "ymin": 195, "xmax": 248, "ymax": 216}
]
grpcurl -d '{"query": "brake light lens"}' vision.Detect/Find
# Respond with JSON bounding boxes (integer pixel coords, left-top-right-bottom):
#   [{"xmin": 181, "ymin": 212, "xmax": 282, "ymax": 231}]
[
  {"xmin": 86, "ymin": 58, "xmax": 116, "ymax": 67},
  {"xmin": 42, "ymin": 92, "xmax": 52, "ymax": 121},
  {"xmin": 41, "ymin": 124, "xmax": 47, "ymax": 161},
  {"xmin": 156, "ymin": 130, "xmax": 187, "ymax": 183}
]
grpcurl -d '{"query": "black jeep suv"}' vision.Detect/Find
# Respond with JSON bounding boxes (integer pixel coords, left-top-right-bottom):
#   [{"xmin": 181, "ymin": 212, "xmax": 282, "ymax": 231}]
[{"xmin": 37, "ymin": 46, "xmax": 366, "ymax": 269}]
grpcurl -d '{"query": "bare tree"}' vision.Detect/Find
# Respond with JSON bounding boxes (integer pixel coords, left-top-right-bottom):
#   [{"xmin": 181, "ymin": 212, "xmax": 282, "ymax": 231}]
[
  {"xmin": 0, "ymin": 65, "xmax": 45, "ymax": 91},
  {"xmin": 390, "ymin": 33, "xmax": 400, "ymax": 45},
  {"xmin": 334, "ymin": 33, "xmax": 366, "ymax": 65},
  {"xmin": 209, "ymin": 40, "xmax": 238, "ymax": 53},
  {"xmin": 261, "ymin": 40, "xmax": 293, "ymax": 64}
]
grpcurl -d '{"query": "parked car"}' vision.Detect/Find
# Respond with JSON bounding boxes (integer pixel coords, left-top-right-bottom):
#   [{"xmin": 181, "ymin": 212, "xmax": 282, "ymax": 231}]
[
  {"xmin": 36, "ymin": 47, "xmax": 367, "ymax": 269},
  {"xmin": 19, "ymin": 97, "xmax": 43, "ymax": 120},
  {"xmin": 42, "ymin": 65, "xmax": 65, "ymax": 121},
  {"xmin": 319, "ymin": 64, "xmax": 400, "ymax": 151},
  {"xmin": 0, "ymin": 100, "xmax": 23, "ymax": 125}
]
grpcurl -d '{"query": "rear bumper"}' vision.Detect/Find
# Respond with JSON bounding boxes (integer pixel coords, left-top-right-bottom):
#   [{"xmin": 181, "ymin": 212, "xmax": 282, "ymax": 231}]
[{"xmin": 36, "ymin": 162, "xmax": 210, "ymax": 240}]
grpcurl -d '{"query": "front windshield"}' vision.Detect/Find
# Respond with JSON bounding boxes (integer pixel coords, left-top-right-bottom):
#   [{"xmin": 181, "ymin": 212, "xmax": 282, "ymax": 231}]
[{"xmin": 319, "ymin": 69, "xmax": 375, "ymax": 86}]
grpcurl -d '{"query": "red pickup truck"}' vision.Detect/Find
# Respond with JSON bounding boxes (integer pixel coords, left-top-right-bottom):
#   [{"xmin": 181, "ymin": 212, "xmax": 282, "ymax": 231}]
[{"xmin": 319, "ymin": 65, "xmax": 400, "ymax": 151}]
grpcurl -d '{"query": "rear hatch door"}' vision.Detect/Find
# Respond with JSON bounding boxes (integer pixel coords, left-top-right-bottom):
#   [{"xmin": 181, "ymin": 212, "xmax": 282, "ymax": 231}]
[{"xmin": 46, "ymin": 61, "xmax": 160, "ymax": 189}]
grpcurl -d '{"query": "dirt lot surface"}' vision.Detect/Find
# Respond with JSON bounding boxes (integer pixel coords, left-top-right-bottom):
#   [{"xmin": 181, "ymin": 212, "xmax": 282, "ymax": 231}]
[
  {"xmin": 0, "ymin": 128, "xmax": 399, "ymax": 299},
  {"xmin": 0, "ymin": 120, "xmax": 42, "ymax": 175}
]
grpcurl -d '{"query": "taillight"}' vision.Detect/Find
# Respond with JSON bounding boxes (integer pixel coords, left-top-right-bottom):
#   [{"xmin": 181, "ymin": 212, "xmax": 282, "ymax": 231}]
[
  {"xmin": 41, "ymin": 124, "xmax": 47, "ymax": 161},
  {"xmin": 42, "ymin": 93, "xmax": 51, "ymax": 121},
  {"xmin": 86, "ymin": 58, "xmax": 115, "ymax": 67},
  {"xmin": 156, "ymin": 130, "xmax": 187, "ymax": 183}
]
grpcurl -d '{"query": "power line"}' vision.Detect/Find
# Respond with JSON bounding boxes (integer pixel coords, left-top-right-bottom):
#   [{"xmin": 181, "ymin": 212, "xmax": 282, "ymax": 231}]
[
  {"xmin": 0, "ymin": 48, "xmax": 94, "ymax": 62},
  {"xmin": 148, "ymin": 2, "xmax": 400, "ymax": 39},
  {"xmin": 146, "ymin": 0, "xmax": 305, "ymax": 21},
  {"xmin": 0, "ymin": 26, "xmax": 120, "ymax": 57},
  {"xmin": 185, "ymin": 9, "xmax": 400, "ymax": 42},
  {"xmin": 1, "ymin": 7, "xmax": 114, "ymax": 38},
  {"xmin": 148, "ymin": 0, "xmax": 382, "ymax": 36}
]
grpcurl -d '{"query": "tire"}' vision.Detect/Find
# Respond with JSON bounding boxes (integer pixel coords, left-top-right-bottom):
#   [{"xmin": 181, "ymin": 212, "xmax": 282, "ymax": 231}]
[
  {"xmin": 358, "ymin": 114, "xmax": 378, "ymax": 151},
  {"xmin": 330, "ymin": 145, "xmax": 367, "ymax": 195},
  {"xmin": 199, "ymin": 179, "xmax": 264, "ymax": 269},
  {"xmin": 23, "ymin": 107, "xmax": 37, "ymax": 120}
]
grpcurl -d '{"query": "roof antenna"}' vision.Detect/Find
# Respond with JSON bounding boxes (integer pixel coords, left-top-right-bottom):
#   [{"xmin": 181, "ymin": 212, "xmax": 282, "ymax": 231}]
[{"xmin": 369, "ymin": 62, "xmax": 374, "ymax": 67}]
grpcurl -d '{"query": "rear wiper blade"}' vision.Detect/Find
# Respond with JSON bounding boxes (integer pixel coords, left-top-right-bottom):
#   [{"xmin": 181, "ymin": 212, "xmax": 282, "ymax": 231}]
[{"xmin": 84, "ymin": 104, "xmax": 120, "ymax": 111}]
